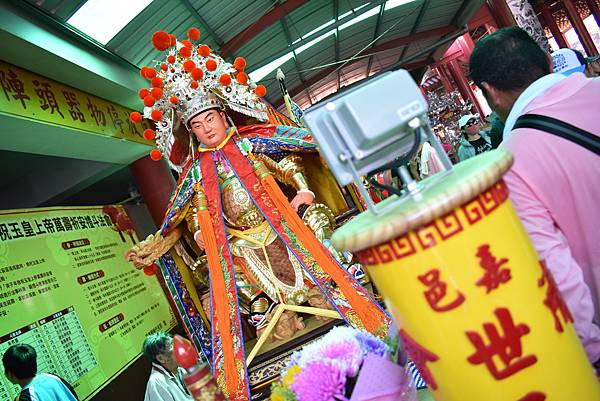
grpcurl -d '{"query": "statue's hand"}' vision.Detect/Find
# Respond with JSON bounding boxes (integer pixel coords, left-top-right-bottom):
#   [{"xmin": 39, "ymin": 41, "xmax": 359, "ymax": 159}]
[
  {"xmin": 124, "ymin": 228, "xmax": 182, "ymax": 269},
  {"xmin": 290, "ymin": 191, "xmax": 315, "ymax": 211},
  {"xmin": 194, "ymin": 230, "xmax": 205, "ymax": 250}
]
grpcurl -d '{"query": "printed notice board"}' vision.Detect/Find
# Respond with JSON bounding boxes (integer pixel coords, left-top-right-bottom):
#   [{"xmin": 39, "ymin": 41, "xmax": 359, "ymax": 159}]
[{"xmin": 0, "ymin": 206, "xmax": 176, "ymax": 401}]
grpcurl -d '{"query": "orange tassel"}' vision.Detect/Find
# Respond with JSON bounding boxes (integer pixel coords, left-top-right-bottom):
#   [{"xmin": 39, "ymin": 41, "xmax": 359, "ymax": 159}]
[
  {"xmin": 197, "ymin": 208, "xmax": 239, "ymax": 396},
  {"xmin": 260, "ymin": 175, "xmax": 385, "ymax": 335}
]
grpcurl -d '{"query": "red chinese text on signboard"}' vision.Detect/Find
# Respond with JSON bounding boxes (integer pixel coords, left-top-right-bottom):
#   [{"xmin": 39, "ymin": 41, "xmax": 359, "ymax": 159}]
[
  {"xmin": 399, "ymin": 329, "xmax": 440, "ymax": 390},
  {"xmin": 0, "ymin": 68, "xmax": 30, "ymax": 108},
  {"xmin": 418, "ymin": 268, "xmax": 465, "ymax": 312},
  {"xmin": 475, "ymin": 244, "xmax": 511, "ymax": 293},
  {"xmin": 466, "ymin": 307, "xmax": 537, "ymax": 380},
  {"xmin": 538, "ymin": 260, "xmax": 573, "ymax": 333}
]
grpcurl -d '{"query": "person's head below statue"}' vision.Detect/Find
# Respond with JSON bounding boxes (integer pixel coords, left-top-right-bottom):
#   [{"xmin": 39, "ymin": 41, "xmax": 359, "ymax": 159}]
[
  {"xmin": 184, "ymin": 92, "xmax": 230, "ymax": 148},
  {"xmin": 2, "ymin": 344, "xmax": 37, "ymax": 387},
  {"xmin": 469, "ymin": 26, "xmax": 551, "ymax": 122},
  {"xmin": 143, "ymin": 331, "xmax": 178, "ymax": 374}
]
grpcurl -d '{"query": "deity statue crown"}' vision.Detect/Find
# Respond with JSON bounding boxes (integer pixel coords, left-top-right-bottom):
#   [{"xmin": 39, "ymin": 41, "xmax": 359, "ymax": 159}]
[{"xmin": 128, "ymin": 27, "xmax": 270, "ymax": 168}]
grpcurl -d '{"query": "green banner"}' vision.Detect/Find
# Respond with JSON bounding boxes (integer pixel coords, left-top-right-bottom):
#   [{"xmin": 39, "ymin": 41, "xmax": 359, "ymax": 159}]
[
  {"xmin": 0, "ymin": 206, "xmax": 175, "ymax": 401},
  {"xmin": 0, "ymin": 61, "xmax": 152, "ymax": 145}
]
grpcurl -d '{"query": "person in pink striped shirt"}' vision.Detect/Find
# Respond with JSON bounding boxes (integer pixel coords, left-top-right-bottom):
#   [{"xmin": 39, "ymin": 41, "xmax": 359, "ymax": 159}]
[{"xmin": 469, "ymin": 27, "xmax": 600, "ymax": 366}]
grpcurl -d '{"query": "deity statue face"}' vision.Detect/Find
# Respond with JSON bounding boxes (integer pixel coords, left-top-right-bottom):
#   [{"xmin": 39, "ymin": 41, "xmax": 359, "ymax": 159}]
[{"xmin": 189, "ymin": 108, "xmax": 229, "ymax": 148}]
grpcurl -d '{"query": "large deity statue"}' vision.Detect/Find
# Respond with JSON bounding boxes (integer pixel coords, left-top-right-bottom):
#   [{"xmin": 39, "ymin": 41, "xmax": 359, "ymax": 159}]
[{"xmin": 125, "ymin": 28, "xmax": 388, "ymax": 400}]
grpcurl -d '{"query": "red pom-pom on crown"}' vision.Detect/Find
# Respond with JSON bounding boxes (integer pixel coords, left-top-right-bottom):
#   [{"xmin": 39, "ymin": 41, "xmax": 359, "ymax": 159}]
[
  {"xmin": 138, "ymin": 88, "xmax": 150, "ymax": 99},
  {"xmin": 152, "ymin": 31, "xmax": 171, "ymax": 51},
  {"xmin": 255, "ymin": 85, "xmax": 267, "ymax": 97},
  {"xmin": 149, "ymin": 149, "xmax": 162, "ymax": 161},
  {"xmin": 198, "ymin": 45, "xmax": 211, "ymax": 57},
  {"xmin": 233, "ymin": 57, "xmax": 246, "ymax": 71},
  {"xmin": 179, "ymin": 46, "xmax": 191, "ymax": 58},
  {"xmin": 187, "ymin": 27, "xmax": 201, "ymax": 41},
  {"xmin": 205, "ymin": 59, "xmax": 217, "ymax": 71},
  {"xmin": 183, "ymin": 60, "xmax": 196, "ymax": 72},
  {"xmin": 143, "ymin": 95, "xmax": 155, "ymax": 107},
  {"xmin": 191, "ymin": 68, "xmax": 204, "ymax": 81},
  {"xmin": 219, "ymin": 74, "xmax": 231, "ymax": 86},
  {"xmin": 130, "ymin": 111, "xmax": 143, "ymax": 124},
  {"xmin": 151, "ymin": 87, "xmax": 163, "ymax": 99},
  {"xmin": 151, "ymin": 110, "xmax": 163, "ymax": 121},
  {"xmin": 236, "ymin": 72, "xmax": 248, "ymax": 85},
  {"xmin": 143, "ymin": 129, "xmax": 156, "ymax": 140}
]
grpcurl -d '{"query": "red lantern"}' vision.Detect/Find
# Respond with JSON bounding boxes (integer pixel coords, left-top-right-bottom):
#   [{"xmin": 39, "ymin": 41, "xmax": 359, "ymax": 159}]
[
  {"xmin": 170, "ymin": 96, "xmax": 179, "ymax": 105},
  {"xmin": 190, "ymin": 81, "xmax": 199, "ymax": 89},
  {"xmin": 151, "ymin": 77, "xmax": 163, "ymax": 88},
  {"xmin": 173, "ymin": 335, "xmax": 199, "ymax": 369},
  {"xmin": 167, "ymin": 55, "xmax": 176, "ymax": 64},
  {"xmin": 181, "ymin": 39, "xmax": 193, "ymax": 49},
  {"xmin": 160, "ymin": 63, "xmax": 168, "ymax": 71}
]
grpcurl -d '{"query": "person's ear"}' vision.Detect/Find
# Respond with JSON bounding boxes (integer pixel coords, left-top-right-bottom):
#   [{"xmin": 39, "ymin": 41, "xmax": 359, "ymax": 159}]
[
  {"xmin": 220, "ymin": 111, "xmax": 229, "ymax": 127},
  {"xmin": 481, "ymin": 82, "xmax": 503, "ymax": 107}
]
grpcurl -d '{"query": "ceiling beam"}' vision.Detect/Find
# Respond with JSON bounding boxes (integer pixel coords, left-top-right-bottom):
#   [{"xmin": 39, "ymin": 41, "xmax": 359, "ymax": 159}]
[
  {"xmin": 279, "ymin": 16, "xmax": 313, "ymax": 104},
  {"xmin": 366, "ymin": 4, "xmax": 386, "ymax": 78},
  {"xmin": 179, "ymin": 0, "xmax": 224, "ymax": 46},
  {"xmin": 277, "ymin": 59, "xmax": 430, "ymax": 106},
  {"xmin": 220, "ymin": 0, "xmax": 307, "ymax": 57},
  {"xmin": 397, "ymin": 0, "xmax": 430, "ymax": 62},
  {"xmin": 275, "ymin": 25, "xmax": 457, "ymax": 106},
  {"xmin": 249, "ymin": 0, "xmax": 390, "ymax": 73}
]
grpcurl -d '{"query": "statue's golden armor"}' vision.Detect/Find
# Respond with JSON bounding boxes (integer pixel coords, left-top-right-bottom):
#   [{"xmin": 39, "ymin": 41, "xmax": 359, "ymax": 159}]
[{"xmin": 183, "ymin": 153, "xmax": 336, "ymax": 330}]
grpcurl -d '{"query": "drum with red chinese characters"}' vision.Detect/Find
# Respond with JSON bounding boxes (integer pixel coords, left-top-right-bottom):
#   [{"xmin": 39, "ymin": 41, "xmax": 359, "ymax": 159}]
[{"xmin": 332, "ymin": 150, "xmax": 600, "ymax": 401}]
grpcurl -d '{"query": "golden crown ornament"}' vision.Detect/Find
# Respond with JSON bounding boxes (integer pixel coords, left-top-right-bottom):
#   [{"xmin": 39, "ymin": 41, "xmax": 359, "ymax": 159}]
[{"xmin": 129, "ymin": 27, "xmax": 269, "ymax": 169}]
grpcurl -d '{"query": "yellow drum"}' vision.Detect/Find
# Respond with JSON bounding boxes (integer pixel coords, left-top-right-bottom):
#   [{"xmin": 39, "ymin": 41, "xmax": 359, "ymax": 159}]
[{"xmin": 332, "ymin": 150, "xmax": 600, "ymax": 401}]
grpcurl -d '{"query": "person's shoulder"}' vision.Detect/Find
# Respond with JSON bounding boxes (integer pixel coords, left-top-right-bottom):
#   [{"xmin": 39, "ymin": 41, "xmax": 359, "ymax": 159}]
[{"xmin": 147, "ymin": 367, "xmax": 169, "ymax": 385}]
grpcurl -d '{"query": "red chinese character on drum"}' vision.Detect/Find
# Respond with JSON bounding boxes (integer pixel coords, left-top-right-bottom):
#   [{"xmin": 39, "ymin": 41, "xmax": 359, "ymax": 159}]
[
  {"xmin": 418, "ymin": 268, "xmax": 465, "ymax": 312},
  {"xmin": 466, "ymin": 307, "xmax": 537, "ymax": 380},
  {"xmin": 538, "ymin": 260, "xmax": 574, "ymax": 333},
  {"xmin": 399, "ymin": 329, "xmax": 440, "ymax": 390},
  {"xmin": 475, "ymin": 244, "xmax": 511, "ymax": 293},
  {"xmin": 517, "ymin": 392, "xmax": 546, "ymax": 401}
]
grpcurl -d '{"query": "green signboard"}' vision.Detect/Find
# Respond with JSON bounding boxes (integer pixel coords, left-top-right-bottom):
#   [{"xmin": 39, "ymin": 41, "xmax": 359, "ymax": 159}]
[{"xmin": 0, "ymin": 206, "xmax": 175, "ymax": 401}]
